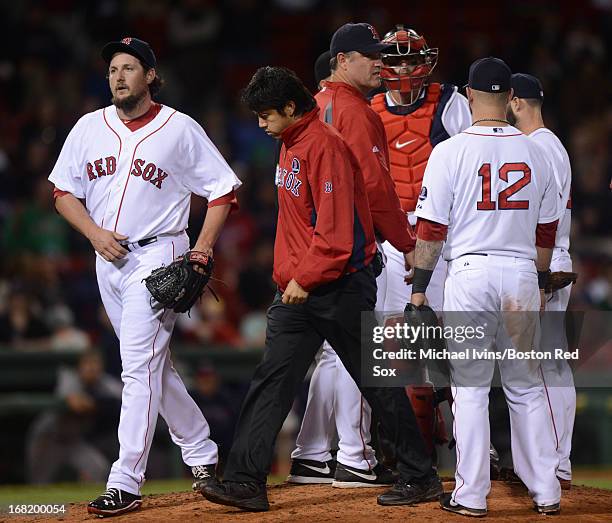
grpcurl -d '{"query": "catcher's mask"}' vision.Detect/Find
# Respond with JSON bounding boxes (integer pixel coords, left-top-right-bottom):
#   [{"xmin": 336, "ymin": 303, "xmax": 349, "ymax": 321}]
[{"xmin": 380, "ymin": 25, "xmax": 438, "ymax": 104}]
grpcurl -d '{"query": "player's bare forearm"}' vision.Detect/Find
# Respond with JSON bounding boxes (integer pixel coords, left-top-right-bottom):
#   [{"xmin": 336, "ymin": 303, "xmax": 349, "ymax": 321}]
[
  {"xmin": 535, "ymin": 245, "xmax": 553, "ymax": 272},
  {"xmin": 193, "ymin": 203, "xmax": 232, "ymax": 255},
  {"xmin": 414, "ymin": 238, "xmax": 443, "ymax": 270},
  {"xmin": 55, "ymin": 193, "xmax": 99, "ymax": 240},
  {"xmin": 55, "ymin": 194, "xmax": 128, "ymax": 261}
]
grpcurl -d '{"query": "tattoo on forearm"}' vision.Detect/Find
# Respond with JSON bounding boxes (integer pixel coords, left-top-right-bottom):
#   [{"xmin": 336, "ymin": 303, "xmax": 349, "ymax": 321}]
[{"xmin": 415, "ymin": 239, "xmax": 443, "ymax": 270}]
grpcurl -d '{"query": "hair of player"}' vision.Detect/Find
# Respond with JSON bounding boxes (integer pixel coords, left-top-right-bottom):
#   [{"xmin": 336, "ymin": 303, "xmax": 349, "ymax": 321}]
[
  {"xmin": 524, "ymin": 98, "xmax": 543, "ymax": 109},
  {"xmin": 142, "ymin": 62, "xmax": 164, "ymax": 97},
  {"xmin": 242, "ymin": 66, "xmax": 316, "ymax": 116},
  {"xmin": 471, "ymin": 89, "xmax": 511, "ymax": 107}
]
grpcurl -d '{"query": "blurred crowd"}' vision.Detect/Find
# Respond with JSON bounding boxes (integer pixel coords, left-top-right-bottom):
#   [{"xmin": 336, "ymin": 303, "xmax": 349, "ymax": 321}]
[{"xmin": 0, "ymin": 1, "xmax": 610, "ymax": 355}]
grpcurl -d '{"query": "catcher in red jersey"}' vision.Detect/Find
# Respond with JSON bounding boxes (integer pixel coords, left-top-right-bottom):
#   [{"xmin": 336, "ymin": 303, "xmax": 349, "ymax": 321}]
[{"xmin": 373, "ymin": 24, "xmax": 471, "ymax": 314}]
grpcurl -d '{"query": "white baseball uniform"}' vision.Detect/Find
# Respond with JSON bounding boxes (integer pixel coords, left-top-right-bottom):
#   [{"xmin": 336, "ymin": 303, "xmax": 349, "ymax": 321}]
[
  {"xmin": 292, "ymin": 90, "xmax": 470, "ymax": 472},
  {"xmin": 530, "ymin": 128, "xmax": 574, "ymax": 482},
  {"xmin": 49, "ymin": 104, "xmax": 241, "ymax": 495},
  {"xmin": 415, "ymin": 124, "xmax": 563, "ymax": 509}
]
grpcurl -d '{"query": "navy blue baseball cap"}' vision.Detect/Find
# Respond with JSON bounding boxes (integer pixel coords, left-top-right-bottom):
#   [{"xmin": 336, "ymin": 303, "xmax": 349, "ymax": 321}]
[
  {"xmin": 102, "ymin": 37, "xmax": 157, "ymax": 68},
  {"xmin": 467, "ymin": 57, "xmax": 511, "ymax": 93},
  {"xmin": 511, "ymin": 73, "xmax": 544, "ymax": 100},
  {"xmin": 330, "ymin": 23, "xmax": 388, "ymax": 56}
]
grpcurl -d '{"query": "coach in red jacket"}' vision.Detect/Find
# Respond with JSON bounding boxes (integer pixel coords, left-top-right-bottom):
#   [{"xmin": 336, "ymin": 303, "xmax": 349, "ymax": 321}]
[{"xmin": 198, "ymin": 66, "xmax": 439, "ymax": 512}]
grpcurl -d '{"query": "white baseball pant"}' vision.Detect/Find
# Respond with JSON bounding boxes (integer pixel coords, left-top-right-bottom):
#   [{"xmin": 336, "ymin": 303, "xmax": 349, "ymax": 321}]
[
  {"xmin": 445, "ymin": 254, "xmax": 560, "ymax": 510},
  {"xmin": 540, "ymin": 250, "xmax": 575, "ymax": 481},
  {"xmin": 97, "ymin": 233, "xmax": 217, "ymax": 494}
]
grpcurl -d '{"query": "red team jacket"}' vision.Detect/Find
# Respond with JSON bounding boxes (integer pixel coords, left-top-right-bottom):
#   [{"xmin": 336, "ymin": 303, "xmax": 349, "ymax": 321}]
[
  {"xmin": 316, "ymin": 81, "xmax": 415, "ymax": 252},
  {"xmin": 273, "ymin": 107, "xmax": 376, "ymax": 292}
]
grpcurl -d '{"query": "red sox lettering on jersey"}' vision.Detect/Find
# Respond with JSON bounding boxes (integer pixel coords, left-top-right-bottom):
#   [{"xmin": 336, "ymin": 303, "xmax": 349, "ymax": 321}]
[
  {"xmin": 87, "ymin": 157, "xmax": 117, "ymax": 180},
  {"xmin": 276, "ymin": 157, "xmax": 302, "ymax": 197},
  {"xmin": 86, "ymin": 156, "xmax": 169, "ymax": 189}
]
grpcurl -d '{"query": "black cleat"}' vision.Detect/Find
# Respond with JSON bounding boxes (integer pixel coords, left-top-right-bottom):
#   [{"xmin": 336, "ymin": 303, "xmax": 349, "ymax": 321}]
[
  {"xmin": 87, "ymin": 488, "xmax": 142, "ymax": 517},
  {"xmin": 332, "ymin": 462, "xmax": 395, "ymax": 488},
  {"xmin": 534, "ymin": 501, "xmax": 561, "ymax": 514},
  {"xmin": 440, "ymin": 493, "xmax": 487, "ymax": 517},
  {"xmin": 192, "ymin": 464, "xmax": 217, "ymax": 491},
  {"xmin": 377, "ymin": 474, "xmax": 443, "ymax": 505},
  {"xmin": 490, "ymin": 444, "xmax": 501, "ymax": 480},
  {"xmin": 199, "ymin": 479, "xmax": 269, "ymax": 512},
  {"xmin": 558, "ymin": 476, "xmax": 571, "ymax": 491},
  {"xmin": 287, "ymin": 458, "xmax": 336, "ymax": 484}
]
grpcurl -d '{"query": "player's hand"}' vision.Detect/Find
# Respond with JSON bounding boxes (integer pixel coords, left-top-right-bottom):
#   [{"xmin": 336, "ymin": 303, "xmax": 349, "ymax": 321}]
[
  {"xmin": 403, "ymin": 251, "xmax": 415, "ymax": 284},
  {"xmin": 282, "ymin": 279, "xmax": 309, "ymax": 305},
  {"xmin": 89, "ymin": 227, "xmax": 129, "ymax": 261},
  {"xmin": 411, "ymin": 292, "xmax": 428, "ymax": 307},
  {"xmin": 190, "ymin": 245, "xmax": 214, "ymax": 274}
]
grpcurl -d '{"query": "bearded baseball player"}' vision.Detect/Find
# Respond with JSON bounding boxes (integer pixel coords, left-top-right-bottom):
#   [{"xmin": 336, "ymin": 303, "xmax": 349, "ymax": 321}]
[
  {"xmin": 507, "ymin": 73, "xmax": 575, "ymax": 490},
  {"xmin": 411, "ymin": 57, "xmax": 563, "ymax": 516},
  {"xmin": 289, "ymin": 25, "xmax": 471, "ymax": 487},
  {"xmin": 48, "ymin": 37, "xmax": 241, "ymax": 517}
]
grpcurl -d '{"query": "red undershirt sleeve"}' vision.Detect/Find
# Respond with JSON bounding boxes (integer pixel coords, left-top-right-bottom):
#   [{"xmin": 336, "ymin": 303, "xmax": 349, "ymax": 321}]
[
  {"xmin": 208, "ymin": 189, "xmax": 239, "ymax": 213},
  {"xmin": 53, "ymin": 187, "xmax": 71, "ymax": 199},
  {"xmin": 536, "ymin": 220, "xmax": 558, "ymax": 248},
  {"xmin": 416, "ymin": 218, "xmax": 448, "ymax": 242}
]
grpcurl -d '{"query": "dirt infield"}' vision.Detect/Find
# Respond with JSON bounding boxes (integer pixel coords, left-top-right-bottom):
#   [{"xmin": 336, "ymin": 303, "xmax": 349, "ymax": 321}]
[{"xmin": 17, "ymin": 481, "xmax": 612, "ymax": 522}]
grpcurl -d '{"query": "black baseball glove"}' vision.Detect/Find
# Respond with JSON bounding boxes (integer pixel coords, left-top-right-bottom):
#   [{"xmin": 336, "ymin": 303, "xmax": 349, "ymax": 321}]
[
  {"xmin": 143, "ymin": 251, "xmax": 214, "ymax": 313},
  {"xmin": 545, "ymin": 271, "xmax": 578, "ymax": 294}
]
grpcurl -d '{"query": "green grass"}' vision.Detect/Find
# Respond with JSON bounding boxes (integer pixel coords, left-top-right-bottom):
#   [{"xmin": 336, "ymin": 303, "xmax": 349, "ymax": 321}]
[
  {"xmin": 573, "ymin": 479, "xmax": 612, "ymax": 489},
  {"xmin": 0, "ymin": 479, "xmax": 193, "ymax": 505}
]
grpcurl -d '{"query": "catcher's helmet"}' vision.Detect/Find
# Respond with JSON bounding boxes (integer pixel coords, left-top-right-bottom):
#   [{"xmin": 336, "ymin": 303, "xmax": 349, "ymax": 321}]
[{"xmin": 380, "ymin": 25, "xmax": 438, "ymax": 104}]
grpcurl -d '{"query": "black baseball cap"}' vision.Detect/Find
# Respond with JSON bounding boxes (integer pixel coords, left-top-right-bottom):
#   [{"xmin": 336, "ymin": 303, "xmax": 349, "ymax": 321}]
[
  {"xmin": 330, "ymin": 23, "xmax": 388, "ymax": 56},
  {"xmin": 102, "ymin": 37, "xmax": 157, "ymax": 68},
  {"xmin": 314, "ymin": 50, "xmax": 332, "ymax": 85},
  {"xmin": 511, "ymin": 73, "xmax": 544, "ymax": 100},
  {"xmin": 467, "ymin": 57, "xmax": 511, "ymax": 93}
]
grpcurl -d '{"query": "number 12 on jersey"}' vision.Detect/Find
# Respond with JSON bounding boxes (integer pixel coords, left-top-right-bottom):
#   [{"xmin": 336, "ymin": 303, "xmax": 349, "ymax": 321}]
[{"xmin": 477, "ymin": 162, "xmax": 532, "ymax": 210}]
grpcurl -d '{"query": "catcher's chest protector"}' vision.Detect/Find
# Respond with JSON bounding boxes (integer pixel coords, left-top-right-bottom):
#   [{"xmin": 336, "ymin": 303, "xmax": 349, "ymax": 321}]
[{"xmin": 371, "ymin": 84, "xmax": 444, "ymax": 213}]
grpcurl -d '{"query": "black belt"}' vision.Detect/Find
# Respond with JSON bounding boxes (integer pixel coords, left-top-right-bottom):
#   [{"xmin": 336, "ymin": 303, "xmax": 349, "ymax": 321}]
[
  {"xmin": 463, "ymin": 252, "xmax": 488, "ymax": 256},
  {"xmin": 121, "ymin": 236, "xmax": 158, "ymax": 252}
]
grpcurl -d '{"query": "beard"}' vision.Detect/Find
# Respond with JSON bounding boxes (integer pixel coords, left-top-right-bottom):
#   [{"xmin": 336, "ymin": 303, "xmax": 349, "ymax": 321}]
[
  {"xmin": 112, "ymin": 86, "xmax": 147, "ymax": 113},
  {"xmin": 506, "ymin": 105, "xmax": 517, "ymax": 126}
]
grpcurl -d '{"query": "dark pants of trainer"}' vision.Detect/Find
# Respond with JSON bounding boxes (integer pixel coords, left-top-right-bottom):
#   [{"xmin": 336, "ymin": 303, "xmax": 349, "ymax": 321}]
[{"xmin": 222, "ymin": 266, "xmax": 433, "ymax": 484}]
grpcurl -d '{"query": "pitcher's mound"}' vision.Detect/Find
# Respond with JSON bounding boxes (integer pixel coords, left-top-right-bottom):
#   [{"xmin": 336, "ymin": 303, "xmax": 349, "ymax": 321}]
[{"xmin": 27, "ymin": 481, "xmax": 612, "ymax": 522}]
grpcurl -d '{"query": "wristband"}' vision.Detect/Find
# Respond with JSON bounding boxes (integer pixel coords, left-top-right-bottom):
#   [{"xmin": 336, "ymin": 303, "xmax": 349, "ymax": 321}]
[
  {"xmin": 412, "ymin": 268, "xmax": 434, "ymax": 294},
  {"xmin": 538, "ymin": 270, "xmax": 550, "ymax": 290}
]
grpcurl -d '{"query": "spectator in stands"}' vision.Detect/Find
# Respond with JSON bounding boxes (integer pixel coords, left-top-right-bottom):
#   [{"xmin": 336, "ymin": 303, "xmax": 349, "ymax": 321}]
[
  {"xmin": 47, "ymin": 303, "xmax": 91, "ymax": 352},
  {"xmin": 0, "ymin": 288, "xmax": 50, "ymax": 350},
  {"xmin": 25, "ymin": 350, "xmax": 122, "ymax": 483}
]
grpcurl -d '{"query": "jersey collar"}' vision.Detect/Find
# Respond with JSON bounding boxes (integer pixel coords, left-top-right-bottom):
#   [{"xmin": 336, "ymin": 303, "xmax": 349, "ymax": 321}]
[
  {"xmin": 105, "ymin": 103, "xmax": 170, "ymax": 139},
  {"xmin": 462, "ymin": 125, "xmax": 522, "ymax": 136},
  {"xmin": 321, "ymin": 81, "xmax": 367, "ymax": 102},
  {"xmin": 280, "ymin": 107, "xmax": 320, "ymax": 147}
]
